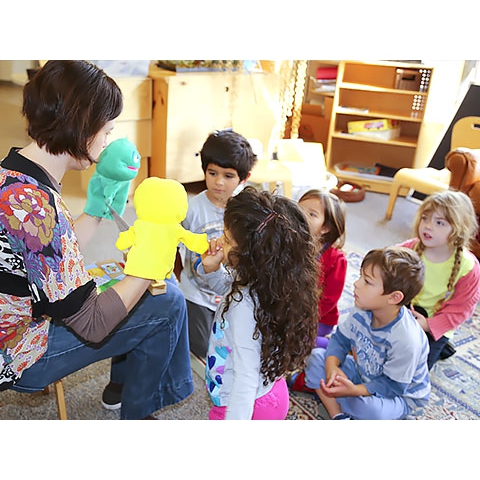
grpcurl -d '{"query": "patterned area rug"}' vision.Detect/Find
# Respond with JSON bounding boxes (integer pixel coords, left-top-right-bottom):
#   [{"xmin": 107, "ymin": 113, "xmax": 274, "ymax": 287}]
[{"xmin": 287, "ymin": 249, "xmax": 480, "ymax": 420}]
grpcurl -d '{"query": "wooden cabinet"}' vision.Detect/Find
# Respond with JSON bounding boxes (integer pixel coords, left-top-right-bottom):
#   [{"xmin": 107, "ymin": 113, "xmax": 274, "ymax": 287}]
[
  {"xmin": 325, "ymin": 60, "xmax": 433, "ymax": 194},
  {"xmin": 149, "ymin": 66, "xmax": 281, "ymax": 184}
]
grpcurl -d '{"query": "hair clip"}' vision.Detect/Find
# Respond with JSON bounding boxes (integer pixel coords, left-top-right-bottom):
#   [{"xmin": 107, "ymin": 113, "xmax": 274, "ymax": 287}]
[{"xmin": 256, "ymin": 211, "xmax": 279, "ymax": 234}]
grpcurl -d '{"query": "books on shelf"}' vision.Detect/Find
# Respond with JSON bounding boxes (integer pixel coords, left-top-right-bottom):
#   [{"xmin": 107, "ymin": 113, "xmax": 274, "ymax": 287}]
[
  {"xmin": 347, "ymin": 118, "xmax": 401, "ymax": 141},
  {"xmin": 316, "ymin": 66, "xmax": 338, "ymax": 80},
  {"xmin": 334, "ymin": 163, "xmax": 398, "ymax": 181},
  {"xmin": 309, "ymin": 76, "xmax": 336, "ymax": 93}
]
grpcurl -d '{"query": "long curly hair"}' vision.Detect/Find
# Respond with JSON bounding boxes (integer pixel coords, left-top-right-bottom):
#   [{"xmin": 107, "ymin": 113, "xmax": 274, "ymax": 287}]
[{"xmin": 221, "ymin": 186, "xmax": 318, "ymax": 385}]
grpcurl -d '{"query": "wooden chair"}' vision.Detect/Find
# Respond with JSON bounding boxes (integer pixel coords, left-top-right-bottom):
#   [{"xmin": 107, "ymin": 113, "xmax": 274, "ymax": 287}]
[
  {"xmin": 385, "ymin": 116, "xmax": 480, "ymax": 220},
  {"xmin": 42, "ymin": 379, "xmax": 68, "ymax": 420}
]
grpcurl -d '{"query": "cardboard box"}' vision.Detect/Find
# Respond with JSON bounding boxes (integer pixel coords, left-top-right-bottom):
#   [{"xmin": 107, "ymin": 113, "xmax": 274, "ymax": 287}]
[
  {"xmin": 394, "ymin": 68, "xmax": 422, "ymax": 91},
  {"xmin": 347, "ymin": 118, "xmax": 400, "ymax": 140},
  {"xmin": 347, "ymin": 118, "xmax": 397, "ymax": 133},
  {"xmin": 297, "ymin": 100, "xmax": 333, "ymax": 145},
  {"xmin": 351, "ymin": 128, "xmax": 401, "ymax": 140}
]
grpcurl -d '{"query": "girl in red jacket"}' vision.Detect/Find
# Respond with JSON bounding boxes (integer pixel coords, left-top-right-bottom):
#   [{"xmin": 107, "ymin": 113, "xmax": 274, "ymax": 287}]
[
  {"xmin": 399, "ymin": 190, "xmax": 480, "ymax": 369},
  {"xmin": 289, "ymin": 189, "xmax": 347, "ymax": 392}
]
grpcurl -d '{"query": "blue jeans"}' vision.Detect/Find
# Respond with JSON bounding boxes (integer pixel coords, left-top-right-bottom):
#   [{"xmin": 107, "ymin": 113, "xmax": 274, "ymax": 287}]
[
  {"xmin": 426, "ymin": 333, "xmax": 450, "ymax": 370},
  {"xmin": 12, "ymin": 279, "xmax": 194, "ymax": 419}
]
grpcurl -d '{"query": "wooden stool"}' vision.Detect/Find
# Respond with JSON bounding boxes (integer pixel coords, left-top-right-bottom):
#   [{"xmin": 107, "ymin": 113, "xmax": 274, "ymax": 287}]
[{"xmin": 43, "ymin": 379, "xmax": 67, "ymax": 420}]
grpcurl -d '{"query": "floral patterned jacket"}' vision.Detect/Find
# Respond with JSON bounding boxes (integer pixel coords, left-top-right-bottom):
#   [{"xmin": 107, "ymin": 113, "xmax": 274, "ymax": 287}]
[{"xmin": 0, "ymin": 148, "xmax": 94, "ymax": 390}]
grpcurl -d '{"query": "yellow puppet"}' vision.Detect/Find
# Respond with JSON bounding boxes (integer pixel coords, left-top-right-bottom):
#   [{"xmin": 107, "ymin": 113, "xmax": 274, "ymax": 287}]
[{"xmin": 116, "ymin": 177, "xmax": 208, "ymax": 281}]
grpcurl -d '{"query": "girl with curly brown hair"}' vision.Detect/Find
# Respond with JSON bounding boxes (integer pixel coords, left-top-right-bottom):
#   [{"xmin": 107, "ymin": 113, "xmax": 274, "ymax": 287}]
[{"xmin": 199, "ymin": 186, "xmax": 319, "ymax": 419}]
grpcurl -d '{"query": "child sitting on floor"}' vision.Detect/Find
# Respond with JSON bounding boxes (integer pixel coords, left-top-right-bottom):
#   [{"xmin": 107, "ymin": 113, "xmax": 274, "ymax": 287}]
[
  {"xmin": 399, "ymin": 190, "xmax": 480, "ymax": 369},
  {"xmin": 304, "ymin": 246, "xmax": 431, "ymax": 420}
]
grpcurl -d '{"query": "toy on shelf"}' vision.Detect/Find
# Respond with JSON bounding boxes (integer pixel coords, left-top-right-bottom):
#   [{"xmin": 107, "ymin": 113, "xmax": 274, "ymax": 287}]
[
  {"xmin": 84, "ymin": 138, "xmax": 141, "ymax": 220},
  {"xmin": 116, "ymin": 177, "xmax": 209, "ymax": 293}
]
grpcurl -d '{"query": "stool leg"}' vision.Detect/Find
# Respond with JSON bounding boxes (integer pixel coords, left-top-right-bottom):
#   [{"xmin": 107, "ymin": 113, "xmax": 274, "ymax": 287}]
[
  {"xmin": 54, "ymin": 380, "xmax": 68, "ymax": 420},
  {"xmin": 385, "ymin": 183, "xmax": 402, "ymax": 220}
]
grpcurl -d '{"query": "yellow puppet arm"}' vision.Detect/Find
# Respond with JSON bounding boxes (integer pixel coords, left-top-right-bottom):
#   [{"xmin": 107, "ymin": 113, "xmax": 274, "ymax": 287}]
[
  {"xmin": 115, "ymin": 228, "xmax": 136, "ymax": 251},
  {"xmin": 179, "ymin": 228, "xmax": 209, "ymax": 255}
]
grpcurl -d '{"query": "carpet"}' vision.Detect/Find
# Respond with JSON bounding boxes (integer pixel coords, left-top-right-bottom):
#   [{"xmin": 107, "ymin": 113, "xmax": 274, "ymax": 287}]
[
  {"xmin": 3, "ymin": 248, "xmax": 479, "ymax": 420},
  {"xmin": 287, "ymin": 249, "xmax": 480, "ymax": 420}
]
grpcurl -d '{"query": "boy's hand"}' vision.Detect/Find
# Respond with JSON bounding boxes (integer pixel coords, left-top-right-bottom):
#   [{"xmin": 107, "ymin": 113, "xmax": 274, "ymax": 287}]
[
  {"xmin": 202, "ymin": 237, "xmax": 224, "ymax": 274},
  {"xmin": 320, "ymin": 376, "xmax": 368, "ymax": 398},
  {"xmin": 324, "ymin": 356, "xmax": 346, "ymax": 386}
]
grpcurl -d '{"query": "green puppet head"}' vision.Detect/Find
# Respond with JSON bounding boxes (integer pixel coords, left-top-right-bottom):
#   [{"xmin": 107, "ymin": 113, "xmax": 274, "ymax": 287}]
[{"xmin": 96, "ymin": 138, "xmax": 141, "ymax": 181}]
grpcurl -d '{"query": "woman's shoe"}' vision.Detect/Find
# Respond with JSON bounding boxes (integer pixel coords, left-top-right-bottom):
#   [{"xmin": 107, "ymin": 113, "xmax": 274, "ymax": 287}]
[{"xmin": 101, "ymin": 381, "xmax": 123, "ymax": 410}]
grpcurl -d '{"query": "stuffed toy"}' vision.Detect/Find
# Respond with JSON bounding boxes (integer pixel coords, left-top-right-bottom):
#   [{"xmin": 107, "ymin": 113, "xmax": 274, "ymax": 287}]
[
  {"xmin": 84, "ymin": 138, "xmax": 141, "ymax": 220},
  {"xmin": 116, "ymin": 177, "xmax": 209, "ymax": 281}
]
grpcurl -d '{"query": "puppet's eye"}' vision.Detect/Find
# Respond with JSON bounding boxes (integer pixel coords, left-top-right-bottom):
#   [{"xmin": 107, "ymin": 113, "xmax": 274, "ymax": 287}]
[{"xmin": 131, "ymin": 152, "xmax": 140, "ymax": 165}]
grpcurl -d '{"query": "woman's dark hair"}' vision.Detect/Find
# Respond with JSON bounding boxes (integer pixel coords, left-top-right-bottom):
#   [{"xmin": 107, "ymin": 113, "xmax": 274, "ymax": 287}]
[
  {"xmin": 222, "ymin": 186, "xmax": 318, "ymax": 384},
  {"xmin": 200, "ymin": 129, "xmax": 257, "ymax": 181},
  {"xmin": 22, "ymin": 60, "xmax": 123, "ymax": 163}
]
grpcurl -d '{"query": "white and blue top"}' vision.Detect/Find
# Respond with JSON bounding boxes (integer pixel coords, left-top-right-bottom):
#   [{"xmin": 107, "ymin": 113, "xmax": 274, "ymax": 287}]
[
  {"xmin": 328, "ymin": 305, "xmax": 431, "ymax": 410},
  {"xmin": 199, "ymin": 265, "xmax": 274, "ymax": 419}
]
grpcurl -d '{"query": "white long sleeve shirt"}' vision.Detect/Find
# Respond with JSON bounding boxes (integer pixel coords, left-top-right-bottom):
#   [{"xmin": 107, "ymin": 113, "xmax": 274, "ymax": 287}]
[{"xmin": 200, "ymin": 265, "xmax": 274, "ymax": 419}]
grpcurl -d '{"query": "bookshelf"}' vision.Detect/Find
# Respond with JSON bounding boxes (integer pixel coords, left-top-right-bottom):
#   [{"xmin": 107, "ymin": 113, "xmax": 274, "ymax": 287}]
[{"xmin": 325, "ymin": 60, "xmax": 433, "ymax": 194}]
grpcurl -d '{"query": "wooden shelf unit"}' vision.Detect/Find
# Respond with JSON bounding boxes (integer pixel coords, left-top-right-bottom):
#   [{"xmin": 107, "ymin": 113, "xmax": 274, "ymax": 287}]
[{"xmin": 325, "ymin": 60, "xmax": 433, "ymax": 194}]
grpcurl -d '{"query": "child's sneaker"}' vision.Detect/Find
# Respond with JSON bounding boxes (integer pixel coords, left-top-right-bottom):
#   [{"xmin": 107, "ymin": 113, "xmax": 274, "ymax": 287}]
[{"xmin": 287, "ymin": 371, "xmax": 316, "ymax": 394}]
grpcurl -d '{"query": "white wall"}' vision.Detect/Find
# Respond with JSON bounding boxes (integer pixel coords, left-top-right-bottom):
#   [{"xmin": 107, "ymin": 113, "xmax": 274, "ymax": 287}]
[
  {"xmin": 415, "ymin": 60, "xmax": 472, "ymax": 167},
  {"xmin": 0, "ymin": 60, "xmax": 37, "ymax": 84}
]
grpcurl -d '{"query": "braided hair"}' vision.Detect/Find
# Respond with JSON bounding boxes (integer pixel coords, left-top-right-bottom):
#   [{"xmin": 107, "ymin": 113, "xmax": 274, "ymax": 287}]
[{"xmin": 412, "ymin": 190, "xmax": 478, "ymax": 312}]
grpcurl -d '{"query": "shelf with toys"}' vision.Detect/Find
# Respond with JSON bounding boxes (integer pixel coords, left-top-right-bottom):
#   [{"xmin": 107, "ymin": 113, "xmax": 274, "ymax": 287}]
[{"xmin": 325, "ymin": 60, "xmax": 433, "ymax": 194}]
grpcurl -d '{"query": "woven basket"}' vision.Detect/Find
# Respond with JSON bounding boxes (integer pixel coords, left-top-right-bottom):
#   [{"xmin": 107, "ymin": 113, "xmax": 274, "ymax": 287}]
[{"xmin": 330, "ymin": 181, "xmax": 365, "ymax": 202}]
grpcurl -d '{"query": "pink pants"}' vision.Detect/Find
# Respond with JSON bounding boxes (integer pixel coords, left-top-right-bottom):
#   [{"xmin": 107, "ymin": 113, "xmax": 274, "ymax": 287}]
[{"xmin": 209, "ymin": 377, "xmax": 289, "ymax": 420}]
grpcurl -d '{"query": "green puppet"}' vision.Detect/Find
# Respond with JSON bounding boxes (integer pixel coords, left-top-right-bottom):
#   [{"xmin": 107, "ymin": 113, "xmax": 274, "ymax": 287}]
[{"xmin": 84, "ymin": 138, "xmax": 141, "ymax": 220}]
